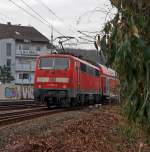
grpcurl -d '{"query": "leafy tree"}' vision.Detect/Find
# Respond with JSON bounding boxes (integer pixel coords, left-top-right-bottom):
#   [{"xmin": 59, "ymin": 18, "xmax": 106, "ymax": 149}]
[
  {"xmin": 0, "ymin": 65, "xmax": 14, "ymax": 84},
  {"xmin": 100, "ymin": 0, "xmax": 150, "ymax": 124}
]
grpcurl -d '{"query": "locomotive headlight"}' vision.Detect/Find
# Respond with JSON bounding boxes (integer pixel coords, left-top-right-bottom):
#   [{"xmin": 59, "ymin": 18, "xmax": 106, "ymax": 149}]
[
  {"xmin": 62, "ymin": 84, "xmax": 67, "ymax": 89},
  {"xmin": 37, "ymin": 77, "xmax": 49, "ymax": 82},
  {"xmin": 38, "ymin": 84, "xmax": 42, "ymax": 88}
]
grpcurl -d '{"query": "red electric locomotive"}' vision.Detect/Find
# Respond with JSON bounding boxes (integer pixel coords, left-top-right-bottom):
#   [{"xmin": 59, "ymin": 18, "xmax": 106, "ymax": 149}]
[{"xmin": 34, "ymin": 54, "xmax": 102, "ymax": 108}]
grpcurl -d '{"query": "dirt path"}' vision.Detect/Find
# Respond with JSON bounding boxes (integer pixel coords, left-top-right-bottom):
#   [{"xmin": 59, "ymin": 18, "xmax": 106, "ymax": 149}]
[{"xmin": 0, "ymin": 105, "xmax": 150, "ymax": 152}]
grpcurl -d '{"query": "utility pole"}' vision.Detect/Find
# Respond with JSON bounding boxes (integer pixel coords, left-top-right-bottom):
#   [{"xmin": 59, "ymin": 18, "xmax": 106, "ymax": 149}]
[
  {"xmin": 21, "ymin": 61, "xmax": 24, "ymax": 99},
  {"xmin": 28, "ymin": 60, "xmax": 32, "ymax": 99},
  {"xmin": 51, "ymin": 25, "xmax": 53, "ymax": 45}
]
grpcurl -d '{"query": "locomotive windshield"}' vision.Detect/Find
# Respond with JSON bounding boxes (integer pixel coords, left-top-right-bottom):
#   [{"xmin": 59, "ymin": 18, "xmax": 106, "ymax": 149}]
[{"xmin": 39, "ymin": 57, "xmax": 69, "ymax": 70}]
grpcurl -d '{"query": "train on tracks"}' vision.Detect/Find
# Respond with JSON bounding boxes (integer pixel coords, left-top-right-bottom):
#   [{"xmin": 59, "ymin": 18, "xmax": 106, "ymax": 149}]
[{"xmin": 34, "ymin": 54, "xmax": 118, "ymax": 108}]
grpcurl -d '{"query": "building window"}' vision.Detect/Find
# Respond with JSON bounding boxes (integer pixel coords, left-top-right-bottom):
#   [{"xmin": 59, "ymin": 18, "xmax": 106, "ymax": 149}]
[
  {"xmin": 36, "ymin": 46, "xmax": 41, "ymax": 51},
  {"xmin": 22, "ymin": 44, "xmax": 30, "ymax": 50},
  {"xmin": 6, "ymin": 43, "xmax": 12, "ymax": 56},
  {"xmin": 18, "ymin": 45, "xmax": 22, "ymax": 50},
  {"xmin": 6, "ymin": 59, "xmax": 11, "ymax": 67},
  {"xmin": 19, "ymin": 74, "xmax": 23, "ymax": 79},
  {"xmin": 19, "ymin": 73, "xmax": 29, "ymax": 79}
]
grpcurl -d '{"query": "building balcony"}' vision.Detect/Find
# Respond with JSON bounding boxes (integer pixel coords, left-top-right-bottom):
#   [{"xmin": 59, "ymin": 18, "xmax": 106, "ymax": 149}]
[
  {"xmin": 16, "ymin": 50, "xmax": 37, "ymax": 57},
  {"xmin": 16, "ymin": 50, "xmax": 50, "ymax": 57},
  {"xmin": 15, "ymin": 79, "xmax": 34, "ymax": 84},
  {"xmin": 15, "ymin": 73, "xmax": 34, "ymax": 84},
  {"xmin": 16, "ymin": 64, "xmax": 35, "ymax": 72}
]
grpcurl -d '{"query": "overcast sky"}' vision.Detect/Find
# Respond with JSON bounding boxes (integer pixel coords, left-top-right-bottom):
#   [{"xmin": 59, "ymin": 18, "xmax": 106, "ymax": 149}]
[{"xmin": 0, "ymin": 0, "xmax": 115, "ymax": 49}]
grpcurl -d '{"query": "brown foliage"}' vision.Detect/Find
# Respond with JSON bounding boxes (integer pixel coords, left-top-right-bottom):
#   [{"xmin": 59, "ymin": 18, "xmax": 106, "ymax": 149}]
[{"xmin": 4, "ymin": 107, "xmax": 150, "ymax": 152}]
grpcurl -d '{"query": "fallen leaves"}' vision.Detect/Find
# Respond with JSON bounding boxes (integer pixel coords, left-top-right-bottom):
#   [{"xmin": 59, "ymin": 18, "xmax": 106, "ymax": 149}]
[{"xmin": 2, "ymin": 106, "xmax": 150, "ymax": 152}]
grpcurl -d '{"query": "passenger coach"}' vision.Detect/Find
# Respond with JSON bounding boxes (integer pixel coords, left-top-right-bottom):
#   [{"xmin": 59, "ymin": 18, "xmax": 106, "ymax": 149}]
[{"xmin": 99, "ymin": 64, "xmax": 118, "ymax": 99}]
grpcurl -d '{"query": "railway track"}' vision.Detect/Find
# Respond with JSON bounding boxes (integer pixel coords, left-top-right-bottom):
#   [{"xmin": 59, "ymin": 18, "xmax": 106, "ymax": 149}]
[
  {"xmin": 0, "ymin": 97, "xmax": 117, "ymax": 127},
  {"xmin": 0, "ymin": 104, "xmax": 45, "ymax": 111},
  {"xmin": 0, "ymin": 107, "xmax": 68, "ymax": 126}
]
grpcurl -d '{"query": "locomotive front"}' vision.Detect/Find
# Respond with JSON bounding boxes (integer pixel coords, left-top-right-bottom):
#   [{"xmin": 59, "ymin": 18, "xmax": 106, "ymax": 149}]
[{"xmin": 34, "ymin": 54, "xmax": 74, "ymax": 107}]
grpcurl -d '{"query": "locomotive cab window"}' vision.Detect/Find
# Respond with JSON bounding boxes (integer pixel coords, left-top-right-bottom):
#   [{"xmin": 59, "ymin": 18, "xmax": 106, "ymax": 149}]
[
  {"xmin": 39, "ymin": 58, "xmax": 53, "ymax": 69},
  {"xmin": 54, "ymin": 58, "xmax": 69, "ymax": 69},
  {"xmin": 39, "ymin": 57, "xmax": 69, "ymax": 70}
]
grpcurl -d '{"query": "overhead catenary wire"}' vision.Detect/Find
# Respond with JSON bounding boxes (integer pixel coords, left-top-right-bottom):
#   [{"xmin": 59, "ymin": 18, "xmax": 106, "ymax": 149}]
[
  {"xmin": 20, "ymin": 0, "xmax": 51, "ymax": 25},
  {"xmin": 78, "ymin": 37, "xmax": 95, "ymax": 43},
  {"xmin": 9, "ymin": 0, "xmax": 107, "ymax": 48},
  {"xmin": 19, "ymin": 0, "xmax": 79, "ymax": 43},
  {"xmin": 9, "ymin": 0, "xmax": 69, "ymax": 39},
  {"xmin": 9, "ymin": 0, "xmax": 46, "ymax": 25},
  {"xmin": 78, "ymin": 30, "xmax": 100, "ymax": 34},
  {"xmin": 78, "ymin": 30, "xmax": 95, "ymax": 39},
  {"xmin": 19, "ymin": 0, "xmax": 69, "ymax": 37},
  {"xmin": 13, "ymin": 0, "xmax": 103, "ymax": 48},
  {"xmin": 36, "ymin": 0, "xmax": 78, "ymax": 34}
]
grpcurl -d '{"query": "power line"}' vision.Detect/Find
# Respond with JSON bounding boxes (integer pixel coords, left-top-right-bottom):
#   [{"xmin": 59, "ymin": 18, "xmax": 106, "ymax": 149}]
[
  {"xmin": 19, "ymin": 0, "xmax": 54, "ymax": 43},
  {"xmin": 21, "ymin": 0, "xmax": 78, "ymax": 43},
  {"xmin": 36, "ymin": 0, "xmax": 77, "ymax": 34},
  {"xmin": 78, "ymin": 30, "xmax": 95, "ymax": 39},
  {"xmin": 78, "ymin": 37, "xmax": 94, "ymax": 42},
  {"xmin": 20, "ymin": 0, "xmax": 50, "ymax": 26},
  {"xmin": 9, "ymin": 0, "xmax": 46, "ymax": 25},
  {"xmin": 37, "ymin": 0, "xmax": 61, "ymax": 20},
  {"xmin": 9, "ymin": 0, "xmax": 98, "ymax": 48},
  {"xmin": 78, "ymin": 30, "xmax": 100, "ymax": 34},
  {"xmin": 19, "ymin": 0, "xmax": 67, "ymax": 37},
  {"xmin": 9, "ymin": 0, "xmax": 68, "ymax": 38}
]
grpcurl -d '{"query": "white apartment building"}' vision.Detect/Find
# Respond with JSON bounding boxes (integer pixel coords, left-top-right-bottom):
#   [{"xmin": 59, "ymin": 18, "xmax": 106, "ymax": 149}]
[{"xmin": 0, "ymin": 23, "xmax": 51, "ymax": 84}]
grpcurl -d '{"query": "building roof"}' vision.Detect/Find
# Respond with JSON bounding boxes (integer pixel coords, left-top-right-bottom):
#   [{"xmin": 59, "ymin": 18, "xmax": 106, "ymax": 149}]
[{"xmin": 0, "ymin": 23, "xmax": 49, "ymax": 43}]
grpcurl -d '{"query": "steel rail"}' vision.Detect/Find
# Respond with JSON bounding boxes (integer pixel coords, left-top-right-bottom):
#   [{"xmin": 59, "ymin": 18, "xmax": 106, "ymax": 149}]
[
  {"xmin": 0, "ymin": 104, "xmax": 44, "ymax": 111},
  {"xmin": 0, "ymin": 108, "xmax": 68, "ymax": 126}
]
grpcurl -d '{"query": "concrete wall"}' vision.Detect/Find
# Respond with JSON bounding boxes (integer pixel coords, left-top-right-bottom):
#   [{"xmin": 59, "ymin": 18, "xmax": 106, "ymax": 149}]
[{"xmin": 0, "ymin": 84, "xmax": 34, "ymax": 100}]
